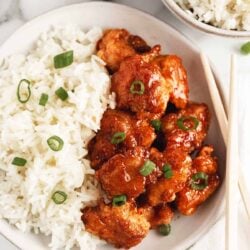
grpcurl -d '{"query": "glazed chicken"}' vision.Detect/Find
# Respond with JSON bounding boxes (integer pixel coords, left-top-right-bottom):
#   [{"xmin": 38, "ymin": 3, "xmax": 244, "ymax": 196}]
[
  {"xmin": 96, "ymin": 146, "xmax": 166, "ymax": 200},
  {"xmin": 144, "ymin": 204, "xmax": 174, "ymax": 229},
  {"xmin": 97, "ymin": 29, "xmax": 189, "ymax": 117},
  {"xmin": 82, "ymin": 201, "xmax": 150, "ymax": 248},
  {"xmin": 97, "ymin": 29, "xmax": 151, "ymax": 72},
  {"xmin": 96, "ymin": 147, "xmax": 150, "ymax": 199},
  {"xmin": 162, "ymin": 102, "xmax": 210, "ymax": 153},
  {"xmin": 146, "ymin": 103, "xmax": 210, "ymax": 206},
  {"xmin": 112, "ymin": 53, "xmax": 171, "ymax": 120},
  {"xmin": 88, "ymin": 109, "xmax": 156, "ymax": 169},
  {"xmin": 82, "ymin": 29, "xmax": 221, "ymax": 249},
  {"xmin": 176, "ymin": 146, "xmax": 220, "ymax": 215},
  {"xmin": 152, "ymin": 55, "xmax": 189, "ymax": 109},
  {"xmin": 147, "ymin": 147, "xmax": 192, "ymax": 206}
]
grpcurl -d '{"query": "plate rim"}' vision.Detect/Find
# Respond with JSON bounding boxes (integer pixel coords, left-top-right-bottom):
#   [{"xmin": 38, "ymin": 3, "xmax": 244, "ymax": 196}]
[{"xmin": 0, "ymin": 2, "xmax": 226, "ymax": 250}]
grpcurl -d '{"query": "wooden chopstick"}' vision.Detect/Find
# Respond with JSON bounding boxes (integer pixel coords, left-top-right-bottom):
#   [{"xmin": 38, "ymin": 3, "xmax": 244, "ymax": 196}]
[
  {"xmin": 200, "ymin": 52, "xmax": 250, "ymax": 220},
  {"xmin": 225, "ymin": 55, "xmax": 238, "ymax": 250}
]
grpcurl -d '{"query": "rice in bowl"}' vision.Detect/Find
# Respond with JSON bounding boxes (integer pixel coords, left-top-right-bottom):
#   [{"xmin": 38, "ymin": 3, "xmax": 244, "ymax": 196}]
[
  {"xmin": 0, "ymin": 25, "xmax": 114, "ymax": 250},
  {"xmin": 175, "ymin": 0, "xmax": 250, "ymax": 31}
]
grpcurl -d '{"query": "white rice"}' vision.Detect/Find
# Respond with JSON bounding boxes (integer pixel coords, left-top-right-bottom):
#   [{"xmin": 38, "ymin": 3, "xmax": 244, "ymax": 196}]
[
  {"xmin": 175, "ymin": 0, "xmax": 250, "ymax": 31},
  {"xmin": 0, "ymin": 25, "xmax": 115, "ymax": 249}
]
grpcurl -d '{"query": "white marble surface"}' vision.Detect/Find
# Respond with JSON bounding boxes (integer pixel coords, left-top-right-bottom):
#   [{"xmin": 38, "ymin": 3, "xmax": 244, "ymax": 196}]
[{"xmin": 0, "ymin": 0, "xmax": 249, "ymax": 249}]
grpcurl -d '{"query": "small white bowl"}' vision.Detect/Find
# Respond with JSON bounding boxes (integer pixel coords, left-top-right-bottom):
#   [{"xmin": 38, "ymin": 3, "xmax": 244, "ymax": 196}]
[{"xmin": 162, "ymin": 0, "xmax": 250, "ymax": 37}]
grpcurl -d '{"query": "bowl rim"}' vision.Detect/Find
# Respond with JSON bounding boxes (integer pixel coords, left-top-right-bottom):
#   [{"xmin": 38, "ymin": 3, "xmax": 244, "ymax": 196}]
[{"xmin": 162, "ymin": 0, "xmax": 250, "ymax": 38}]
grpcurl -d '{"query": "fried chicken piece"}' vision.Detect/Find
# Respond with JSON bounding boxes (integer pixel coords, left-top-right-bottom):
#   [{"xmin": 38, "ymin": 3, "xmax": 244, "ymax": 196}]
[
  {"xmin": 88, "ymin": 135, "xmax": 116, "ymax": 170},
  {"xmin": 147, "ymin": 147, "xmax": 192, "ymax": 206},
  {"xmin": 192, "ymin": 146, "xmax": 218, "ymax": 175},
  {"xmin": 96, "ymin": 147, "xmax": 152, "ymax": 199},
  {"xmin": 143, "ymin": 204, "xmax": 174, "ymax": 229},
  {"xmin": 152, "ymin": 55, "xmax": 188, "ymax": 109},
  {"xmin": 162, "ymin": 102, "xmax": 210, "ymax": 153},
  {"xmin": 146, "ymin": 104, "xmax": 210, "ymax": 206},
  {"xmin": 142, "ymin": 44, "xmax": 161, "ymax": 63},
  {"xmin": 88, "ymin": 109, "xmax": 156, "ymax": 169},
  {"xmin": 146, "ymin": 148, "xmax": 165, "ymax": 185},
  {"xmin": 176, "ymin": 146, "xmax": 220, "ymax": 215},
  {"xmin": 112, "ymin": 54, "xmax": 171, "ymax": 120},
  {"xmin": 97, "ymin": 29, "xmax": 151, "ymax": 72},
  {"xmin": 82, "ymin": 201, "xmax": 150, "ymax": 249}
]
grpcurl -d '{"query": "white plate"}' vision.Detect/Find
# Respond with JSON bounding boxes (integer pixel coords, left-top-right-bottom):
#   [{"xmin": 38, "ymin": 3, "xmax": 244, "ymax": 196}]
[{"xmin": 0, "ymin": 2, "xmax": 226, "ymax": 250}]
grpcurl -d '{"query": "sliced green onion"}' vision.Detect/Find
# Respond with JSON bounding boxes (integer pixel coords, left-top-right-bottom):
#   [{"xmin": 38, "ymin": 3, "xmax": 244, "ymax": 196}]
[
  {"xmin": 150, "ymin": 119, "xmax": 161, "ymax": 132},
  {"xmin": 111, "ymin": 132, "xmax": 126, "ymax": 144},
  {"xmin": 52, "ymin": 191, "xmax": 67, "ymax": 204},
  {"xmin": 130, "ymin": 80, "xmax": 145, "ymax": 95},
  {"xmin": 140, "ymin": 160, "xmax": 156, "ymax": 176},
  {"xmin": 39, "ymin": 93, "xmax": 49, "ymax": 106},
  {"xmin": 47, "ymin": 136, "xmax": 64, "ymax": 151},
  {"xmin": 17, "ymin": 79, "xmax": 31, "ymax": 103},
  {"xmin": 241, "ymin": 42, "xmax": 250, "ymax": 55},
  {"xmin": 12, "ymin": 157, "xmax": 27, "ymax": 167},
  {"xmin": 112, "ymin": 195, "xmax": 127, "ymax": 206},
  {"xmin": 177, "ymin": 116, "xmax": 199, "ymax": 131},
  {"xmin": 55, "ymin": 87, "xmax": 68, "ymax": 101},
  {"xmin": 163, "ymin": 163, "xmax": 173, "ymax": 179},
  {"xmin": 54, "ymin": 50, "xmax": 73, "ymax": 69},
  {"xmin": 158, "ymin": 224, "xmax": 171, "ymax": 236},
  {"xmin": 190, "ymin": 172, "xmax": 208, "ymax": 191}
]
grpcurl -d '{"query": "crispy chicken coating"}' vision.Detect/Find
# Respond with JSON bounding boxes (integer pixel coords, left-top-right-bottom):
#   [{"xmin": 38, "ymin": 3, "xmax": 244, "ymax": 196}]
[
  {"xmin": 112, "ymin": 54, "xmax": 170, "ymax": 120},
  {"xmin": 147, "ymin": 147, "xmax": 192, "ymax": 206},
  {"xmin": 96, "ymin": 147, "xmax": 151, "ymax": 199},
  {"xmin": 88, "ymin": 109, "xmax": 156, "ymax": 169},
  {"xmin": 192, "ymin": 146, "xmax": 218, "ymax": 175},
  {"xmin": 152, "ymin": 55, "xmax": 189, "ymax": 109},
  {"xmin": 162, "ymin": 102, "xmax": 210, "ymax": 153},
  {"xmin": 142, "ymin": 45, "xmax": 161, "ymax": 63},
  {"xmin": 146, "ymin": 148, "xmax": 165, "ymax": 185},
  {"xmin": 97, "ymin": 29, "xmax": 151, "ymax": 72},
  {"xmin": 143, "ymin": 204, "xmax": 174, "ymax": 229},
  {"xmin": 82, "ymin": 201, "xmax": 150, "ymax": 249},
  {"xmin": 176, "ymin": 146, "xmax": 220, "ymax": 215}
]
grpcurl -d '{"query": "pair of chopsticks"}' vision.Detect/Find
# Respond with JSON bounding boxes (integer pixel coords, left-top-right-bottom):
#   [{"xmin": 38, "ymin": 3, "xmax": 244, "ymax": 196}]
[
  {"xmin": 225, "ymin": 56, "xmax": 238, "ymax": 250},
  {"xmin": 200, "ymin": 53, "xmax": 250, "ymax": 250}
]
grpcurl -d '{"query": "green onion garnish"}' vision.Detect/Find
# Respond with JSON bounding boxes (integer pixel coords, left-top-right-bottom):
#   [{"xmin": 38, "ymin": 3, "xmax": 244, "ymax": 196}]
[
  {"xmin": 163, "ymin": 163, "xmax": 173, "ymax": 179},
  {"xmin": 39, "ymin": 93, "xmax": 49, "ymax": 106},
  {"xmin": 241, "ymin": 42, "xmax": 250, "ymax": 55},
  {"xmin": 150, "ymin": 119, "xmax": 161, "ymax": 132},
  {"xmin": 47, "ymin": 136, "xmax": 64, "ymax": 151},
  {"xmin": 190, "ymin": 172, "xmax": 208, "ymax": 191},
  {"xmin": 55, "ymin": 87, "xmax": 68, "ymax": 101},
  {"xmin": 130, "ymin": 80, "xmax": 145, "ymax": 95},
  {"xmin": 111, "ymin": 132, "xmax": 126, "ymax": 144},
  {"xmin": 54, "ymin": 50, "xmax": 73, "ymax": 69},
  {"xmin": 140, "ymin": 160, "xmax": 156, "ymax": 176},
  {"xmin": 17, "ymin": 79, "xmax": 31, "ymax": 103},
  {"xmin": 112, "ymin": 195, "xmax": 127, "ymax": 206},
  {"xmin": 52, "ymin": 191, "xmax": 67, "ymax": 204},
  {"xmin": 176, "ymin": 116, "xmax": 199, "ymax": 131},
  {"xmin": 12, "ymin": 157, "xmax": 27, "ymax": 167},
  {"xmin": 158, "ymin": 224, "xmax": 171, "ymax": 236}
]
